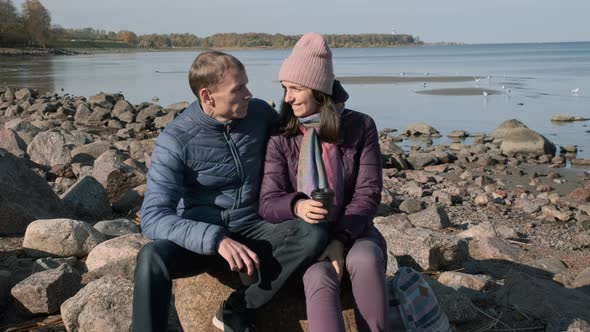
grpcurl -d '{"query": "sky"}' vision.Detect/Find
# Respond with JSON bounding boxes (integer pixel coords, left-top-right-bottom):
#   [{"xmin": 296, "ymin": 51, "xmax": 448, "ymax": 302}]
[{"xmin": 11, "ymin": 0, "xmax": 590, "ymax": 44}]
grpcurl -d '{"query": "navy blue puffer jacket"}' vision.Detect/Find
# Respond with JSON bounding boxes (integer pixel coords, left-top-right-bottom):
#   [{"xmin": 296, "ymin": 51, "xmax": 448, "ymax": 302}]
[{"xmin": 140, "ymin": 98, "xmax": 277, "ymax": 255}]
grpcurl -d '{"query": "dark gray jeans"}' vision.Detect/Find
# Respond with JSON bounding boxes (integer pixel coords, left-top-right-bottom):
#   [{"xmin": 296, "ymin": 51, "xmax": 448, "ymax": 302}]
[{"xmin": 131, "ymin": 219, "xmax": 329, "ymax": 332}]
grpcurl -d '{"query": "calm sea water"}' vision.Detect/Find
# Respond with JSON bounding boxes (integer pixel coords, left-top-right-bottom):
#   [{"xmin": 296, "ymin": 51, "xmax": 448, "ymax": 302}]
[{"xmin": 1, "ymin": 43, "xmax": 589, "ymax": 158}]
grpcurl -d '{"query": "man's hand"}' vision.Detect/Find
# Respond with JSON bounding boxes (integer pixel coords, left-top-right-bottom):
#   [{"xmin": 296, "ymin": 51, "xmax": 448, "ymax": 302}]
[
  {"xmin": 318, "ymin": 239, "xmax": 345, "ymax": 281},
  {"xmin": 217, "ymin": 237, "xmax": 260, "ymax": 276},
  {"xmin": 295, "ymin": 199, "xmax": 328, "ymax": 224}
]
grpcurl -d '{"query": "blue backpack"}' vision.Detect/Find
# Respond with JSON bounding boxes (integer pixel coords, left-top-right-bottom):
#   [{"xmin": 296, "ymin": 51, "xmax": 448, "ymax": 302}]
[{"xmin": 387, "ymin": 267, "xmax": 453, "ymax": 331}]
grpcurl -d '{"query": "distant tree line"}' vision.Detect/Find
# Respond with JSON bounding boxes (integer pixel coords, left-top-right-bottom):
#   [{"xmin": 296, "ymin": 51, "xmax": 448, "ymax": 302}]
[{"xmin": 0, "ymin": 0, "xmax": 422, "ymax": 49}]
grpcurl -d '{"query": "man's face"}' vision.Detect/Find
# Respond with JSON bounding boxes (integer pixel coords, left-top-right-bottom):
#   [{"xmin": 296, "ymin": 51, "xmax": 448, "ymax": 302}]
[{"xmin": 208, "ymin": 68, "xmax": 252, "ymax": 122}]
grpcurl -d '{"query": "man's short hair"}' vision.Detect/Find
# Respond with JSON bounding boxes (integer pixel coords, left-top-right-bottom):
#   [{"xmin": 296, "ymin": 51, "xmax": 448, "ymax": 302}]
[{"xmin": 188, "ymin": 51, "xmax": 246, "ymax": 102}]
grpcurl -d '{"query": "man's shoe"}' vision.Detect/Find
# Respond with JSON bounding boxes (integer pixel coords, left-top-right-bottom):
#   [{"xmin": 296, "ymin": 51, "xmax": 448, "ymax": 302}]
[{"xmin": 212, "ymin": 301, "xmax": 256, "ymax": 332}]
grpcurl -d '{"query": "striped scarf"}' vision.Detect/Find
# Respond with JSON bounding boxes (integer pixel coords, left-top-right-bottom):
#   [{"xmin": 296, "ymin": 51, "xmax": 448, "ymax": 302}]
[{"xmin": 296, "ymin": 112, "xmax": 344, "ymax": 221}]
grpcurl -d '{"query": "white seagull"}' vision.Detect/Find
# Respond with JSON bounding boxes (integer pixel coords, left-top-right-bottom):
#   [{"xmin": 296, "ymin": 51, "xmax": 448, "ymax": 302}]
[
  {"xmin": 483, "ymin": 91, "xmax": 489, "ymax": 97},
  {"xmin": 571, "ymin": 88, "xmax": 580, "ymax": 94}
]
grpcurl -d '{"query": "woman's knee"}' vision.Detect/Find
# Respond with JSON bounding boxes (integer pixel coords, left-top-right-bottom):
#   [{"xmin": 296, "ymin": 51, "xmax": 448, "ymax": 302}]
[
  {"xmin": 303, "ymin": 261, "xmax": 339, "ymax": 294},
  {"xmin": 135, "ymin": 240, "xmax": 175, "ymax": 275},
  {"xmin": 345, "ymin": 240, "xmax": 385, "ymax": 274}
]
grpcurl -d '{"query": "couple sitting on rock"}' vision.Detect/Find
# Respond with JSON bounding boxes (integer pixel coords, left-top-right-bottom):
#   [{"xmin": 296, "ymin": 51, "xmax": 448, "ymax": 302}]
[{"xmin": 132, "ymin": 33, "xmax": 388, "ymax": 332}]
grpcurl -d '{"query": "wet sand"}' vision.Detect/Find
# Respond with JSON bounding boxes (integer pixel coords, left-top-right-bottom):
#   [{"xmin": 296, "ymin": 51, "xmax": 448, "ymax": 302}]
[
  {"xmin": 337, "ymin": 75, "xmax": 480, "ymax": 84},
  {"xmin": 416, "ymin": 87, "xmax": 503, "ymax": 96}
]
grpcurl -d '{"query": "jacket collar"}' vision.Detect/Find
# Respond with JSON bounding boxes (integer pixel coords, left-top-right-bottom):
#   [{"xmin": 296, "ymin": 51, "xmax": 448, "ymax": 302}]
[{"xmin": 189, "ymin": 100, "xmax": 235, "ymax": 131}]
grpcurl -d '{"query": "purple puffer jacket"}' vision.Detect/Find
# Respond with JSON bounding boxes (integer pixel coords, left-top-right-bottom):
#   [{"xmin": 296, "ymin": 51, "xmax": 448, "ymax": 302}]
[{"xmin": 259, "ymin": 109, "xmax": 382, "ymax": 243}]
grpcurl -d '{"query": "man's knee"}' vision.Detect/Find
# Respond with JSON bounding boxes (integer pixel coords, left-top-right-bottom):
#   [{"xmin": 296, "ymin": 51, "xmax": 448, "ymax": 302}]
[
  {"xmin": 135, "ymin": 240, "xmax": 173, "ymax": 278},
  {"xmin": 296, "ymin": 221, "xmax": 329, "ymax": 256}
]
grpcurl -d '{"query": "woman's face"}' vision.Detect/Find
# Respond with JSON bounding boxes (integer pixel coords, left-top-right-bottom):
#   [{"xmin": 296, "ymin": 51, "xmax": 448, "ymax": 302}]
[{"xmin": 282, "ymin": 81, "xmax": 318, "ymax": 118}]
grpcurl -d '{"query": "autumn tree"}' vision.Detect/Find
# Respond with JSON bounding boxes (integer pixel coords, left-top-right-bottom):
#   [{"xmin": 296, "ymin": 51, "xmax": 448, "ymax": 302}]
[
  {"xmin": 116, "ymin": 30, "xmax": 138, "ymax": 45},
  {"xmin": 0, "ymin": 0, "xmax": 24, "ymax": 46},
  {"xmin": 22, "ymin": 0, "xmax": 51, "ymax": 47}
]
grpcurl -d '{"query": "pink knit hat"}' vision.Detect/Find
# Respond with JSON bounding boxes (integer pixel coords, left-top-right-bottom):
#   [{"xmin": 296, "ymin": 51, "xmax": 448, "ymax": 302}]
[{"xmin": 279, "ymin": 32, "xmax": 334, "ymax": 95}]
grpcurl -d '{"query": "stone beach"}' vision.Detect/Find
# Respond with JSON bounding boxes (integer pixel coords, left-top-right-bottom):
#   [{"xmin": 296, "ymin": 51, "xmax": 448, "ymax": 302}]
[{"xmin": 1, "ymin": 86, "xmax": 590, "ymax": 331}]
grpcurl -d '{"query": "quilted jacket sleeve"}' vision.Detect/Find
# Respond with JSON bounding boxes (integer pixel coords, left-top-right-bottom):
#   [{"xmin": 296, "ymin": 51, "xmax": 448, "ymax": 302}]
[
  {"xmin": 258, "ymin": 135, "xmax": 307, "ymax": 223},
  {"xmin": 140, "ymin": 131, "xmax": 227, "ymax": 255},
  {"xmin": 332, "ymin": 115, "xmax": 382, "ymax": 243}
]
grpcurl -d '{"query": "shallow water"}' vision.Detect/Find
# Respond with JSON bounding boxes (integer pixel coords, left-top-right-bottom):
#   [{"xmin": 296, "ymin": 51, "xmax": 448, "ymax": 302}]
[{"xmin": 1, "ymin": 42, "xmax": 589, "ymax": 158}]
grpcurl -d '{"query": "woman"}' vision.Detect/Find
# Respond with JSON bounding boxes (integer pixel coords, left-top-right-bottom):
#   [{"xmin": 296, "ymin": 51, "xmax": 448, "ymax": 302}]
[{"xmin": 259, "ymin": 32, "xmax": 388, "ymax": 332}]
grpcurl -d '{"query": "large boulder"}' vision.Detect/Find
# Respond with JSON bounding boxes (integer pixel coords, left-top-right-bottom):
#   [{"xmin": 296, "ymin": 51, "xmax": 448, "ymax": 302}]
[
  {"xmin": 60, "ymin": 176, "xmax": 113, "ymax": 223},
  {"xmin": 499, "ymin": 127, "xmax": 556, "ymax": 157},
  {"xmin": 26, "ymin": 130, "xmax": 73, "ymax": 167},
  {"xmin": 23, "ymin": 219, "xmax": 106, "ymax": 258},
  {"xmin": 61, "ymin": 276, "xmax": 132, "ymax": 332},
  {"xmin": 173, "ymin": 270, "xmax": 358, "ymax": 332},
  {"xmin": 0, "ymin": 128, "xmax": 27, "ymax": 157},
  {"xmin": 92, "ymin": 149, "xmax": 146, "ymax": 202},
  {"xmin": 403, "ymin": 123, "xmax": 440, "ymax": 136},
  {"xmin": 0, "ymin": 149, "xmax": 70, "ymax": 235},
  {"xmin": 496, "ymin": 271, "xmax": 590, "ymax": 322},
  {"xmin": 491, "ymin": 119, "xmax": 528, "ymax": 139},
  {"xmin": 10, "ymin": 264, "xmax": 81, "ymax": 314},
  {"xmin": 85, "ymin": 234, "xmax": 149, "ymax": 272},
  {"xmin": 375, "ymin": 223, "xmax": 468, "ymax": 271}
]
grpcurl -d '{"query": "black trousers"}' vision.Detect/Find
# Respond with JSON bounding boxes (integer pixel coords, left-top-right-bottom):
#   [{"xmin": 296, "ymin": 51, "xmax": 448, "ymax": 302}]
[{"xmin": 131, "ymin": 219, "xmax": 329, "ymax": 332}]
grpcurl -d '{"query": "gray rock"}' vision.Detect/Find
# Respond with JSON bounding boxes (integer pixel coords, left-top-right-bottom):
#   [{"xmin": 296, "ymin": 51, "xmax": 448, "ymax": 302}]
[
  {"xmin": 500, "ymin": 127, "xmax": 556, "ymax": 157},
  {"xmin": 112, "ymin": 100, "xmax": 135, "ymax": 117},
  {"xmin": 447, "ymin": 130, "xmax": 469, "ymax": 138},
  {"xmin": 71, "ymin": 140, "xmax": 113, "ymax": 165},
  {"xmin": 26, "ymin": 130, "xmax": 72, "ymax": 167},
  {"xmin": 87, "ymin": 106, "xmax": 111, "ymax": 126},
  {"xmin": 399, "ymin": 198, "xmax": 425, "ymax": 214},
  {"xmin": 497, "ymin": 271, "xmax": 590, "ymax": 323},
  {"xmin": 403, "ymin": 123, "xmax": 440, "ymax": 136},
  {"xmin": 0, "ymin": 128, "xmax": 27, "ymax": 157},
  {"xmin": 112, "ymin": 184, "xmax": 146, "ymax": 216},
  {"xmin": 513, "ymin": 197, "xmax": 549, "ymax": 214},
  {"xmin": 154, "ymin": 112, "xmax": 176, "ymax": 129},
  {"xmin": 117, "ymin": 111, "xmax": 136, "ymax": 123},
  {"xmin": 94, "ymin": 218, "xmax": 140, "ymax": 239},
  {"xmin": 107, "ymin": 119, "xmax": 124, "ymax": 129},
  {"xmin": 546, "ymin": 318, "xmax": 590, "ymax": 332},
  {"xmin": 491, "ymin": 119, "xmax": 528, "ymax": 139},
  {"xmin": 14, "ymin": 88, "xmax": 35, "ymax": 100},
  {"xmin": 136, "ymin": 104, "xmax": 164, "ymax": 123},
  {"xmin": 85, "ymin": 234, "xmax": 149, "ymax": 272},
  {"xmin": 128, "ymin": 138, "xmax": 156, "ymax": 161},
  {"xmin": 405, "ymin": 170, "xmax": 434, "ymax": 184},
  {"xmin": 61, "ymin": 276, "xmax": 132, "ymax": 332},
  {"xmin": 437, "ymin": 271, "xmax": 493, "ymax": 291},
  {"xmin": 164, "ymin": 101, "xmax": 189, "ymax": 113},
  {"xmin": 23, "ymin": 219, "xmax": 106, "ymax": 258},
  {"xmin": 74, "ymin": 103, "xmax": 92, "ymax": 125},
  {"xmin": 10, "ymin": 264, "xmax": 81, "ymax": 314},
  {"xmin": 407, "ymin": 153, "xmax": 437, "ymax": 169},
  {"xmin": 425, "ymin": 276, "xmax": 479, "ymax": 323},
  {"xmin": 375, "ymin": 224, "xmax": 468, "ymax": 271},
  {"xmin": 92, "ymin": 149, "xmax": 146, "ymax": 202},
  {"xmin": 60, "ymin": 176, "xmax": 113, "ymax": 223},
  {"xmin": 523, "ymin": 257, "xmax": 567, "ymax": 277},
  {"xmin": 573, "ymin": 266, "xmax": 590, "ymax": 288},
  {"xmin": 88, "ymin": 93, "xmax": 116, "ymax": 109},
  {"xmin": 0, "ymin": 149, "xmax": 70, "ymax": 235},
  {"xmin": 408, "ymin": 205, "xmax": 450, "ymax": 230},
  {"xmin": 574, "ymin": 231, "xmax": 590, "ymax": 248}
]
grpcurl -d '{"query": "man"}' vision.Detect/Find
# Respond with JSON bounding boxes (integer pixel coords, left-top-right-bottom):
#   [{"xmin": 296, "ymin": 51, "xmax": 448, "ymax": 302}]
[{"xmin": 131, "ymin": 51, "xmax": 329, "ymax": 332}]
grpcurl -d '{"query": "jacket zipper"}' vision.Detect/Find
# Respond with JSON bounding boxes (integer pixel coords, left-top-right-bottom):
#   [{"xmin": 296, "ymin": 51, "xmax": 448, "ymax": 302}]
[{"xmin": 223, "ymin": 124, "xmax": 244, "ymax": 210}]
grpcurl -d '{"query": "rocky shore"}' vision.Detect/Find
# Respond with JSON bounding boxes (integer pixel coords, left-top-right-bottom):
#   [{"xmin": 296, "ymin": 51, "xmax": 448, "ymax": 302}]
[
  {"xmin": 0, "ymin": 86, "xmax": 589, "ymax": 331},
  {"xmin": 0, "ymin": 48, "xmax": 88, "ymax": 57}
]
